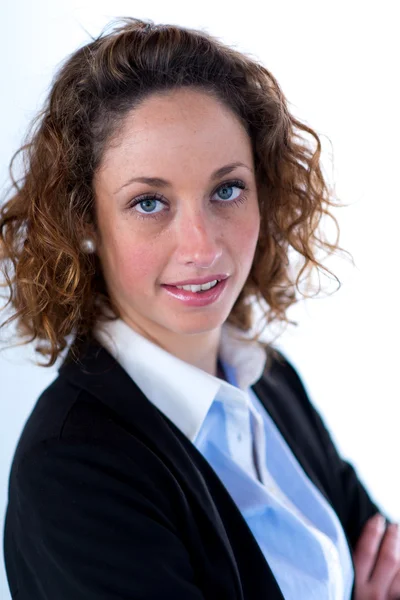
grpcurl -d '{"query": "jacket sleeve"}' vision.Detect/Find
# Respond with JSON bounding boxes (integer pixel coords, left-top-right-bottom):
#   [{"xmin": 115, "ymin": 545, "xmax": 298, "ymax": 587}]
[
  {"xmin": 14, "ymin": 438, "xmax": 205, "ymax": 600},
  {"xmin": 275, "ymin": 352, "xmax": 385, "ymax": 550}
]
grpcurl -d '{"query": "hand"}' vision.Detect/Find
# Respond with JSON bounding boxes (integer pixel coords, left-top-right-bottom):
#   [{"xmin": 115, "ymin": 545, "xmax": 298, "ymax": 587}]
[{"xmin": 353, "ymin": 513, "xmax": 400, "ymax": 599}]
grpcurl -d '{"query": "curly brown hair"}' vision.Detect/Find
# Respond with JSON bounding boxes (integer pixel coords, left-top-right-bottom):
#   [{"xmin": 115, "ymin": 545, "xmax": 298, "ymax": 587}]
[{"xmin": 0, "ymin": 17, "xmax": 347, "ymax": 367}]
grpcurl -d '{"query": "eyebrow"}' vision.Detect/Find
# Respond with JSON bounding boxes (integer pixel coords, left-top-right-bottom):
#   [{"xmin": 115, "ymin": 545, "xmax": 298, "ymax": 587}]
[{"xmin": 113, "ymin": 161, "xmax": 253, "ymax": 195}]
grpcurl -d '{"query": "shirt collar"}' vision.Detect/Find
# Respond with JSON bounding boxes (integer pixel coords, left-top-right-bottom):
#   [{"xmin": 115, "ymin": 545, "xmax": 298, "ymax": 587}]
[{"xmin": 93, "ymin": 318, "xmax": 267, "ymax": 443}]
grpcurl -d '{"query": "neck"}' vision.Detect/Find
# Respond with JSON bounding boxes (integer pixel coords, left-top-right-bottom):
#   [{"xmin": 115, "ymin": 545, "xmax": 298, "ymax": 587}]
[{"xmin": 121, "ymin": 315, "xmax": 222, "ymax": 377}]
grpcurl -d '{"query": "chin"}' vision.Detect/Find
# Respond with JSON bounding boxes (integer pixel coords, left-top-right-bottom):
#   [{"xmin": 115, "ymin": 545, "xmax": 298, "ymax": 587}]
[{"xmin": 163, "ymin": 311, "xmax": 231, "ymax": 337}]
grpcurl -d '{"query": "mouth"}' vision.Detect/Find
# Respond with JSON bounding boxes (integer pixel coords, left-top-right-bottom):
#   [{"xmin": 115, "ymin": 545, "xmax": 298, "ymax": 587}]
[{"xmin": 160, "ymin": 277, "xmax": 229, "ymax": 306}]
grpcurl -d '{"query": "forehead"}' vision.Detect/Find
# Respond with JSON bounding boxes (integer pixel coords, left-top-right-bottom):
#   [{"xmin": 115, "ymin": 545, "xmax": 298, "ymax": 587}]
[{"xmin": 99, "ymin": 89, "xmax": 253, "ymax": 171}]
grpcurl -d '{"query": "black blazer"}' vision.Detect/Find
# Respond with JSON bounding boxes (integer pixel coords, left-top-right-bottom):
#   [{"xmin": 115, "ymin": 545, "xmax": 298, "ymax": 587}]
[{"xmin": 3, "ymin": 334, "xmax": 380, "ymax": 599}]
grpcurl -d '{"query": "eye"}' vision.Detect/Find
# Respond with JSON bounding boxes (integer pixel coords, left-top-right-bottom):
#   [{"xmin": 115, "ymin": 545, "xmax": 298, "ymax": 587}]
[
  {"xmin": 128, "ymin": 193, "xmax": 166, "ymax": 220},
  {"xmin": 212, "ymin": 179, "xmax": 247, "ymax": 206},
  {"xmin": 128, "ymin": 179, "xmax": 248, "ymax": 220}
]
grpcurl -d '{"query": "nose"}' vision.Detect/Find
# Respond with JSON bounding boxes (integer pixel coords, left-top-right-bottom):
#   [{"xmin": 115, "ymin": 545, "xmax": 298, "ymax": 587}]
[{"xmin": 174, "ymin": 207, "xmax": 222, "ymax": 269}]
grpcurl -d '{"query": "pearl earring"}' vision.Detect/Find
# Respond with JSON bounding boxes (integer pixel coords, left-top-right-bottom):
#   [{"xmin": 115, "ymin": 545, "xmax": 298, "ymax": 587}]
[{"xmin": 81, "ymin": 238, "xmax": 96, "ymax": 254}]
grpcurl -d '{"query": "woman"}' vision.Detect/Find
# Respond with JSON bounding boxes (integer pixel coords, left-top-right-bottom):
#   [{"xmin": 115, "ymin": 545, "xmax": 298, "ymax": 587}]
[{"xmin": 1, "ymin": 17, "xmax": 399, "ymax": 600}]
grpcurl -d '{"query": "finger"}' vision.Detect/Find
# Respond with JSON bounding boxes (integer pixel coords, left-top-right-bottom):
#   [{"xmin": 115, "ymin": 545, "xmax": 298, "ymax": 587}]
[
  {"xmin": 369, "ymin": 523, "xmax": 400, "ymax": 595},
  {"xmin": 353, "ymin": 513, "xmax": 387, "ymax": 584},
  {"xmin": 387, "ymin": 565, "xmax": 400, "ymax": 600}
]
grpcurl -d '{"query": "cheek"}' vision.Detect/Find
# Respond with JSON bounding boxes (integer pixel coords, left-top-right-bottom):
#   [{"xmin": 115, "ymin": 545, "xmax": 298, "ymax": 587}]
[
  {"xmin": 232, "ymin": 211, "xmax": 260, "ymax": 262},
  {"xmin": 108, "ymin": 236, "xmax": 163, "ymax": 290}
]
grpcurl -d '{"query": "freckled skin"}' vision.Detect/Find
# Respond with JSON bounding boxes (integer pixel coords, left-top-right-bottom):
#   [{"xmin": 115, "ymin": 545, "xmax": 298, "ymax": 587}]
[{"xmin": 92, "ymin": 88, "xmax": 260, "ymax": 373}]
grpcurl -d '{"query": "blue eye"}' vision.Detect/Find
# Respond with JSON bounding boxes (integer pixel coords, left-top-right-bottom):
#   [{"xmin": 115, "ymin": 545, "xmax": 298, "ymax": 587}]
[
  {"xmin": 129, "ymin": 179, "xmax": 248, "ymax": 220},
  {"xmin": 217, "ymin": 183, "xmax": 242, "ymax": 201},
  {"xmin": 136, "ymin": 197, "xmax": 163, "ymax": 214}
]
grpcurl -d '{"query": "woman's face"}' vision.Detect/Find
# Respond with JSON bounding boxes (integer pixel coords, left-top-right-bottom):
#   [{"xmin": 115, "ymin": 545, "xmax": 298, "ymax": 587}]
[{"xmin": 93, "ymin": 88, "xmax": 260, "ymax": 345}]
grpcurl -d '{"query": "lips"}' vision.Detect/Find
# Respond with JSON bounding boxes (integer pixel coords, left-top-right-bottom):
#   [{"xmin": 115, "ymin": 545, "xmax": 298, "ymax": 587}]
[{"xmin": 161, "ymin": 277, "xmax": 229, "ymax": 307}]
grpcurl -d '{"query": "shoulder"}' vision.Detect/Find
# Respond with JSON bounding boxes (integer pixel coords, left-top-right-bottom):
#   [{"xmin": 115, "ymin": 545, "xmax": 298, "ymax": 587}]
[
  {"xmin": 264, "ymin": 347, "xmax": 336, "ymax": 442},
  {"xmin": 9, "ymin": 380, "xmax": 183, "ymax": 531},
  {"xmin": 263, "ymin": 345, "xmax": 310, "ymax": 395},
  {"xmin": 10, "ymin": 373, "xmax": 170, "ymax": 488},
  {"xmin": 258, "ymin": 346, "xmax": 318, "ymax": 424},
  {"xmin": 10, "ymin": 374, "xmax": 83, "ymax": 473}
]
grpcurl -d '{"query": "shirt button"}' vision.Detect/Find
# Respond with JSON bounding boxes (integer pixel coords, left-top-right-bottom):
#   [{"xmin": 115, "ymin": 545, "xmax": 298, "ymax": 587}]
[{"xmin": 237, "ymin": 433, "xmax": 242, "ymax": 441}]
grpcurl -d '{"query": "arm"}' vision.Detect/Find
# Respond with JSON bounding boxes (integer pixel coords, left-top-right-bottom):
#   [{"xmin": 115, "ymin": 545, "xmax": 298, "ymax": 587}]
[{"xmin": 14, "ymin": 438, "xmax": 205, "ymax": 600}]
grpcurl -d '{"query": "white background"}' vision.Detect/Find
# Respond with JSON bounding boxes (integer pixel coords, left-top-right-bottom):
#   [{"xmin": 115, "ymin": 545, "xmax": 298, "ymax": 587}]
[{"xmin": 0, "ymin": 1, "xmax": 399, "ymax": 597}]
